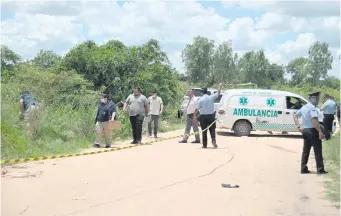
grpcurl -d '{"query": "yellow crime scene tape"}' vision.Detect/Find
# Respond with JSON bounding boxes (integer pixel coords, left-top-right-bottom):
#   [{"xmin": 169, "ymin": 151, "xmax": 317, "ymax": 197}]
[{"xmin": 0, "ymin": 119, "xmax": 218, "ymax": 166}]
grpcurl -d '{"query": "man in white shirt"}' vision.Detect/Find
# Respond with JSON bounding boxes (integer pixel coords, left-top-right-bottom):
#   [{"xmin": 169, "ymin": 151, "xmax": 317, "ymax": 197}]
[
  {"xmin": 148, "ymin": 90, "xmax": 163, "ymax": 138},
  {"xmin": 179, "ymin": 89, "xmax": 201, "ymax": 143}
]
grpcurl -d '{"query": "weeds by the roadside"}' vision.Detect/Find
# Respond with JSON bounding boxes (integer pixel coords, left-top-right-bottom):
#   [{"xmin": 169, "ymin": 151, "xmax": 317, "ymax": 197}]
[
  {"xmin": 1, "ymin": 65, "xmax": 186, "ymax": 161},
  {"xmin": 324, "ymin": 132, "xmax": 340, "ymax": 208}
]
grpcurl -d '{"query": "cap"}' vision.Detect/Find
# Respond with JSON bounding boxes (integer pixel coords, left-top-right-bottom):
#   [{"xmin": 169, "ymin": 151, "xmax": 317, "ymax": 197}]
[{"xmin": 308, "ymin": 92, "xmax": 321, "ymax": 97}]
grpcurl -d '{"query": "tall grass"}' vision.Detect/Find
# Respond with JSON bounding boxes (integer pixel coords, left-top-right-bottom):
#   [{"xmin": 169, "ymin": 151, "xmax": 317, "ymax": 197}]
[
  {"xmin": 1, "ymin": 65, "xmax": 184, "ymax": 160},
  {"xmin": 323, "ymin": 132, "xmax": 340, "ymax": 207}
]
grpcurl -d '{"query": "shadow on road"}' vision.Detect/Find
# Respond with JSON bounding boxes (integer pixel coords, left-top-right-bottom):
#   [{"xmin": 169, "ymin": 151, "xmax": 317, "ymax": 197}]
[{"xmin": 217, "ymin": 131, "xmax": 302, "ymax": 139}]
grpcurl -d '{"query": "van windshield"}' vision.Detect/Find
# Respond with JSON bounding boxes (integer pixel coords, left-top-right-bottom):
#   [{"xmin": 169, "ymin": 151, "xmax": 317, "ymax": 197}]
[{"xmin": 192, "ymin": 89, "xmax": 204, "ymax": 97}]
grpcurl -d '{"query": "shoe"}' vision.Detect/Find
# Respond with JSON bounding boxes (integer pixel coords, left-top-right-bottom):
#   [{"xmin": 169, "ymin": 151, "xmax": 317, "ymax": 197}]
[
  {"xmin": 148, "ymin": 134, "xmax": 152, "ymax": 137},
  {"xmin": 202, "ymin": 146, "xmax": 207, "ymax": 148},
  {"xmin": 105, "ymin": 145, "xmax": 111, "ymax": 148},
  {"xmin": 212, "ymin": 140, "xmax": 218, "ymax": 148},
  {"xmin": 191, "ymin": 140, "xmax": 200, "ymax": 143},
  {"xmin": 154, "ymin": 134, "xmax": 158, "ymax": 138},
  {"xmin": 301, "ymin": 169, "xmax": 311, "ymax": 174},
  {"xmin": 93, "ymin": 144, "xmax": 100, "ymax": 148},
  {"xmin": 317, "ymin": 170, "xmax": 328, "ymax": 174},
  {"xmin": 178, "ymin": 140, "xmax": 187, "ymax": 143},
  {"xmin": 130, "ymin": 140, "xmax": 137, "ymax": 144},
  {"xmin": 136, "ymin": 140, "xmax": 142, "ymax": 144}
]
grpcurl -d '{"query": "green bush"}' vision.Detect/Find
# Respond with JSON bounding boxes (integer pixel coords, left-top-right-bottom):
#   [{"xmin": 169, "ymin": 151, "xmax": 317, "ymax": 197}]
[{"xmin": 1, "ymin": 64, "xmax": 184, "ymax": 160}]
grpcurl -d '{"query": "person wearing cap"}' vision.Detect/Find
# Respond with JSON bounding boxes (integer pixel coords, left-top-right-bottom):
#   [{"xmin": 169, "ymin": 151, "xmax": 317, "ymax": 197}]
[
  {"xmin": 193, "ymin": 83, "xmax": 222, "ymax": 148},
  {"xmin": 293, "ymin": 92, "xmax": 327, "ymax": 174},
  {"xmin": 178, "ymin": 89, "xmax": 201, "ymax": 143},
  {"xmin": 123, "ymin": 87, "xmax": 149, "ymax": 144},
  {"xmin": 320, "ymin": 94, "xmax": 337, "ymax": 140},
  {"xmin": 19, "ymin": 89, "xmax": 40, "ymax": 136},
  {"xmin": 147, "ymin": 90, "xmax": 163, "ymax": 138},
  {"xmin": 93, "ymin": 93, "xmax": 116, "ymax": 148}
]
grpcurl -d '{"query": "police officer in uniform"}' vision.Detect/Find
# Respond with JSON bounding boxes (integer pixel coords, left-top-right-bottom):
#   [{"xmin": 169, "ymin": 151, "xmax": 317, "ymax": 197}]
[
  {"xmin": 320, "ymin": 94, "xmax": 337, "ymax": 140},
  {"xmin": 193, "ymin": 83, "xmax": 222, "ymax": 149},
  {"xmin": 293, "ymin": 92, "xmax": 328, "ymax": 174}
]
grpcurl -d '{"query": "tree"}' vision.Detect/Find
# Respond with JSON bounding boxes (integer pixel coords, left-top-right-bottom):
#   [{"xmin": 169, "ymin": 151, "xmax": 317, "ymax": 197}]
[
  {"xmin": 63, "ymin": 39, "xmax": 180, "ymax": 106},
  {"xmin": 237, "ymin": 50, "xmax": 270, "ymax": 87},
  {"xmin": 212, "ymin": 40, "xmax": 234, "ymax": 84},
  {"xmin": 32, "ymin": 49, "xmax": 62, "ymax": 69},
  {"xmin": 321, "ymin": 76, "xmax": 340, "ymax": 89},
  {"xmin": 181, "ymin": 36, "xmax": 215, "ymax": 85},
  {"xmin": 306, "ymin": 41, "xmax": 333, "ymax": 85},
  {"xmin": 1, "ymin": 45, "xmax": 21, "ymax": 70},
  {"xmin": 266, "ymin": 63, "xmax": 285, "ymax": 85},
  {"xmin": 286, "ymin": 57, "xmax": 309, "ymax": 85}
]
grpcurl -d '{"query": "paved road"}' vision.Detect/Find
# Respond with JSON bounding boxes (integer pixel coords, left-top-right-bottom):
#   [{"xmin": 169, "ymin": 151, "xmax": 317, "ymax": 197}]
[{"xmin": 2, "ymin": 129, "xmax": 339, "ymax": 216}]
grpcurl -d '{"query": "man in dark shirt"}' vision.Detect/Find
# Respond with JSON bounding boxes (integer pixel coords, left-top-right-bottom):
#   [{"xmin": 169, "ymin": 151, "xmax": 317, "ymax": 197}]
[
  {"xmin": 93, "ymin": 93, "xmax": 116, "ymax": 148},
  {"xmin": 19, "ymin": 89, "xmax": 40, "ymax": 137},
  {"xmin": 19, "ymin": 89, "xmax": 39, "ymax": 121}
]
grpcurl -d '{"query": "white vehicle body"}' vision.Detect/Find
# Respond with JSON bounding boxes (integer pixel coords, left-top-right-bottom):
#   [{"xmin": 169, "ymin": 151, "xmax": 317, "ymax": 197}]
[
  {"xmin": 216, "ymin": 89, "xmax": 336, "ymax": 136},
  {"xmin": 178, "ymin": 88, "xmax": 223, "ymax": 118}
]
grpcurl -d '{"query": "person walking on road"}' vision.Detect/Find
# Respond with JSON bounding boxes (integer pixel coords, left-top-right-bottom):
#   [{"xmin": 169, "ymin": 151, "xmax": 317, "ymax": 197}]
[
  {"xmin": 123, "ymin": 87, "xmax": 149, "ymax": 144},
  {"xmin": 148, "ymin": 90, "xmax": 163, "ymax": 138},
  {"xmin": 178, "ymin": 89, "xmax": 201, "ymax": 143},
  {"xmin": 93, "ymin": 93, "xmax": 116, "ymax": 148},
  {"xmin": 320, "ymin": 94, "xmax": 337, "ymax": 140},
  {"xmin": 193, "ymin": 83, "xmax": 222, "ymax": 148},
  {"xmin": 293, "ymin": 91, "xmax": 327, "ymax": 174}
]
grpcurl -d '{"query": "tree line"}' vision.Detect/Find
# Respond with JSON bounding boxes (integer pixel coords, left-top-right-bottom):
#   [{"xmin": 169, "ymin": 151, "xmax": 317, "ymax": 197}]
[
  {"xmin": 1, "ymin": 36, "xmax": 339, "ymax": 103},
  {"xmin": 181, "ymin": 36, "xmax": 339, "ymax": 89},
  {"xmin": 1, "ymin": 39, "xmax": 181, "ymax": 110}
]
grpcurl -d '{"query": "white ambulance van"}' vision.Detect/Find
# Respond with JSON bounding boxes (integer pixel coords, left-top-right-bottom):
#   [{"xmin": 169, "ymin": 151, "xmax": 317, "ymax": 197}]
[{"xmin": 216, "ymin": 89, "xmax": 335, "ymax": 136}]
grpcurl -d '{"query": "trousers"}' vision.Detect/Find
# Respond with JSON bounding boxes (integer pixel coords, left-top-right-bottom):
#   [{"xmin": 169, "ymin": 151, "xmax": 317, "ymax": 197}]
[
  {"xmin": 130, "ymin": 115, "xmax": 144, "ymax": 142},
  {"xmin": 183, "ymin": 114, "xmax": 200, "ymax": 141},
  {"xmin": 148, "ymin": 115, "xmax": 160, "ymax": 135},
  {"xmin": 95, "ymin": 121, "xmax": 111, "ymax": 146},
  {"xmin": 24, "ymin": 105, "xmax": 40, "ymax": 137},
  {"xmin": 323, "ymin": 114, "xmax": 334, "ymax": 140},
  {"xmin": 199, "ymin": 114, "xmax": 216, "ymax": 147},
  {"xmin": 301, "ymin": 128, "xmax": 325, "ymax": 172}
]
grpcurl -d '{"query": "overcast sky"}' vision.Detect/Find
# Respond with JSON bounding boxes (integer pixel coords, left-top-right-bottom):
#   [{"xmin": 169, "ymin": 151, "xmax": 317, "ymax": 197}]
[{"xmin": 1, "ymin": 0, "xmax": 340, "ymax": 78}]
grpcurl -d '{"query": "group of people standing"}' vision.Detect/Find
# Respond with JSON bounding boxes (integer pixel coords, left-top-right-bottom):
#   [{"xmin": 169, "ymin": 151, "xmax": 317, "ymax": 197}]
[
  {"xmin": 178, "ymin": 83, "xmax": 222, "ymax": 148},
  {"xmin": 94, "ymin": 83, "xmax": 222, "ymax": 149},
  {"xmin": 94, "ymin": 88, "xmax": 164, "ymax": 147},
  {"xmin": 293, "ymin": 92, "xmax": 339, "ymax": 175}
]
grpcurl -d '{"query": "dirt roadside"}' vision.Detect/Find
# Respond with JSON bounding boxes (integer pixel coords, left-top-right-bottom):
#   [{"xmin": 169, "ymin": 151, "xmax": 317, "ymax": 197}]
[{"xmin": 1, "ymin": 129, "xmax": 339, "ymax": 216}]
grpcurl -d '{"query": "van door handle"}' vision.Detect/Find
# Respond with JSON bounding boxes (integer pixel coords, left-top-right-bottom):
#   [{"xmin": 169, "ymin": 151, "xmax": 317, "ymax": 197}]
[
  {"xmin": 278, "ymin": 111, "xmax": 282, "ymax": 114},
  {"xmin": 286, "ymin": 112, "xmax": 290, "ymax": 114}
]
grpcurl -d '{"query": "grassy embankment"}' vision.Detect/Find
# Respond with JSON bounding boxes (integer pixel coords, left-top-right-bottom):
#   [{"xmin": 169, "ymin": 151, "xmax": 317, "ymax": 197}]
[
  {"xmin": 323, "ymin": 132, "xmax": 340, "ymax": 208},
  {"xmin": 1, "ymin": 65, "xmax": 188, "ymax": 161}
]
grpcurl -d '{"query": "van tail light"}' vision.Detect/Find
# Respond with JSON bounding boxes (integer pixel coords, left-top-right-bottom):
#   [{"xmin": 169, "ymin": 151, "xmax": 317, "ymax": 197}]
[{"xmin": 218, "ymin": 110, "xmax": 225, "ymax": 115}]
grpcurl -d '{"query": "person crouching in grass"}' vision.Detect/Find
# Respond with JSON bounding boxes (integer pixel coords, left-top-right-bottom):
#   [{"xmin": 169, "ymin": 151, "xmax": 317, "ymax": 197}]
[{"xmin": 93, "ymin": 93, "xmax": 116, "ymax": 148}]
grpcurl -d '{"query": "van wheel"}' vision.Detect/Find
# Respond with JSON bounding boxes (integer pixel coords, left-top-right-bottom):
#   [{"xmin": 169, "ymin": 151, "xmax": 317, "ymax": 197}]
[{"xmin": 234, "ymin": 120, "xmax": 251, "ymax": 137}]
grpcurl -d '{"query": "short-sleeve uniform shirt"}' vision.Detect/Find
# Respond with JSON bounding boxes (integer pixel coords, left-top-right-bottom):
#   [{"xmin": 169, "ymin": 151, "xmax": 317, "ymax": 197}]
[{"xmin": 295, "ymin": 102, "xmax": 319, "ymax": 129}]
